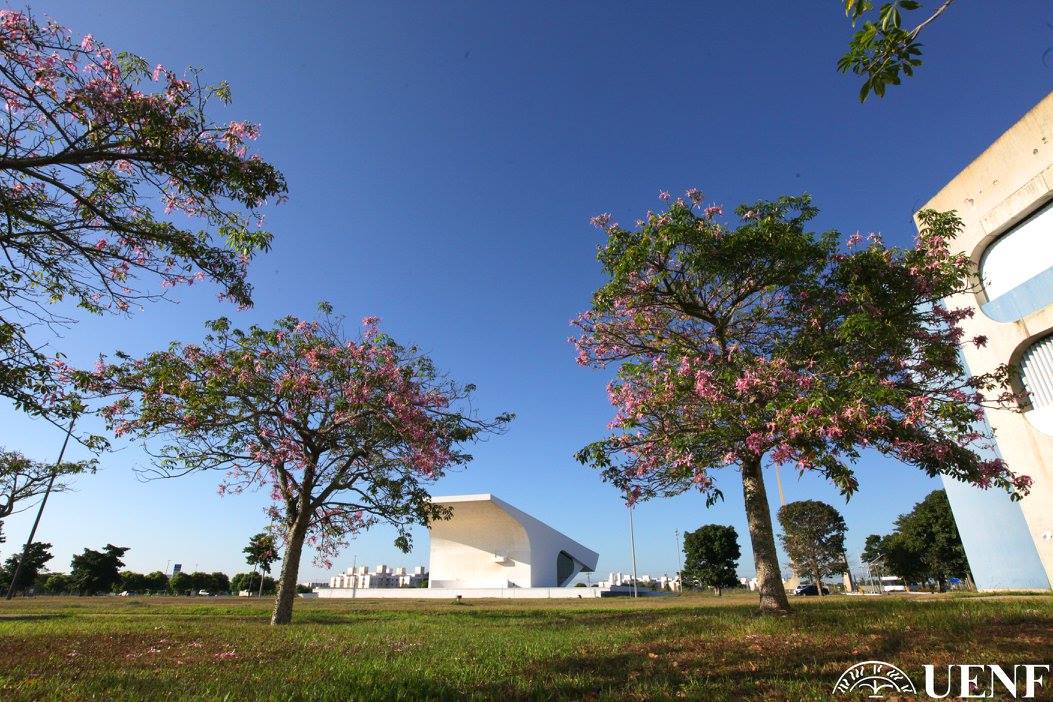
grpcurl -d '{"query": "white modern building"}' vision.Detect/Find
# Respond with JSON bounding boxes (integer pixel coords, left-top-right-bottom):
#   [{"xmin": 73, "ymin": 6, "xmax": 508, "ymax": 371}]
[
  {"xmin": 319, "ymin": 493, "xmax": 602, "ymax": 598},
  {"xmin": 427, "ymin": 494, "xmax": 598, "ymax": 589},
  {"xmin": 917, "ymin": 90, "xmax": 1053, "ymax": 590}
]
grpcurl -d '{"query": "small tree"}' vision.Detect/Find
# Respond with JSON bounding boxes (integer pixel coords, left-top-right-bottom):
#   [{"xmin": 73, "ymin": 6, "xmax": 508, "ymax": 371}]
[
  {"xmin": 86, "ymin": 306, "xmax": 512, "ymax": 624},
  {"xmin": 0, "ymin": 541, "xmax": 52, "ymax": 594},
  {"xmin": 0, "ymin": 11, "xmax": 285, "ymax": 426},
  {"xmin": 244, "ymin": 532, "xmax": 279, "ymax": 598},
  {"xmin": 69, "ymin": 544, "xmax": 129, "ymax": 594},
  {"xmin": 777, "ymin": 500, "xmax": 848, "ymax": 596},
  {"xmin": 573, "ymin": 193, "xmax": 1028, "ymax": 613},
  {"xmin": 682, "ymin": 524, "xmax": 740, "ymax": 595}
]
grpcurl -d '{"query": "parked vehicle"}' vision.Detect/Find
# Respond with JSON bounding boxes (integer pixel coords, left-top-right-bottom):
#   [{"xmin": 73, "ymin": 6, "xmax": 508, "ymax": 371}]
[
  {"xmin": 880, "ymin": 576, "xmax": 907, "ymax": 592},
  {"xmin": 792, "ymin": 583, "xmax": 830, "ymax": 596}
]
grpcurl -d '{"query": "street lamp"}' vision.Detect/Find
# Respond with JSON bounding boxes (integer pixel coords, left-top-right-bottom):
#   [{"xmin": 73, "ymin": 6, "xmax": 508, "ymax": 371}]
[
  {"xmin": 628, "ymin": 503, "xmax": 639, "ymax": 598},
  {"xmin": 675, "ymin": 529, "xmax": 683, "ymax": 581}
]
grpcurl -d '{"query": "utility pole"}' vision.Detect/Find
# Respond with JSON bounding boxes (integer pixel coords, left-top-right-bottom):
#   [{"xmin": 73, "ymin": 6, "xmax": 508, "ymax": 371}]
[
  {"xmin": 628, "ymin": 504, "xmax": 639, "ymax": 599},
  {"xmin": 6, "ymin": 420, "xmax": 75, "ymax": 600}
]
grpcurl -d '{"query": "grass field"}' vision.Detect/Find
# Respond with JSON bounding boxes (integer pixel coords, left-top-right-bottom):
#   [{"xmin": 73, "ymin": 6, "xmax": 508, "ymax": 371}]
[{"xmin": 0, "ymin": 591, "xmax": 1050, "ymax": 701}]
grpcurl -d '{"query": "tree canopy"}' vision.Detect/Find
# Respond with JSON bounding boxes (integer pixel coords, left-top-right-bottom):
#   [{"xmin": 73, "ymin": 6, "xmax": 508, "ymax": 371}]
[
  {"xmin": 573, "ymin": 192, "xmax": 1027, "ymax": 613},
  {"xmin": 231, "ymin": 572, "xmax": 276, "ymax": 596},
  {"xmin": 0, "ymin": 540, "xmax": 52, "ymax": 594},
  {"xmin": 777, "ymin": 500, "xmax": 849, "ymax": 594},
  {"xmin": 0, "ymin": 10, "xmax": 285, "ymax": 426},
  {"xmin": 69, "ymin": 544, "xmax": 129, "ymax": 594},
  {"xmin": 681, "ymin": 524, "xmax": 740, "ymax": 595},
  {"xmin": 866, "ymin": 489, "xmax": 970, "ymax": 590},
  {"xmin": 83, "ymin": 305, "xmax": 512, "ymax": 623}
]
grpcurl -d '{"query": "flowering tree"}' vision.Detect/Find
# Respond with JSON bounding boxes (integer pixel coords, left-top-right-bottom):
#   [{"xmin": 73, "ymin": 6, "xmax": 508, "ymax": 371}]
[
  {"xmin": 573, "ymin": 191, "xmax": 1028, "ymax": 613},
  {"xmin": 83, "ymin": 305, "xmax": 512, "ymax": 624},
  {"xmin": 0, "ymin": 10, "xmax": 285, "ymax": 425}
]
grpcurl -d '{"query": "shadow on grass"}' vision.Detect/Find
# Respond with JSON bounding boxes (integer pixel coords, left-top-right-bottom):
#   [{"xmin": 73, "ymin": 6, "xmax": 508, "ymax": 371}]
[{"xmin": 0, "ymin": 613, "xmax": 71, "ymax": 622}]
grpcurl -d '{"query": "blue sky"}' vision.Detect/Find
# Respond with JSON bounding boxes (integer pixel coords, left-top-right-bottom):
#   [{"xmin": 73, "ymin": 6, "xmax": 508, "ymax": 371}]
[{"xmin": 2, "ymin": 1, "xmax": 1052, "ymax": 583}]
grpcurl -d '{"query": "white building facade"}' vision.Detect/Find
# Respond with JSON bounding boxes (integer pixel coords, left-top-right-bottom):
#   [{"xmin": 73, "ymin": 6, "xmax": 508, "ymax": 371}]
[
  {"xmin": 427, "ymin": 494, "xmax": 598, "ymax": 589},
  {"xmin": 918, "ymin": 90, "xmax": 1053, "ymax": 590}
]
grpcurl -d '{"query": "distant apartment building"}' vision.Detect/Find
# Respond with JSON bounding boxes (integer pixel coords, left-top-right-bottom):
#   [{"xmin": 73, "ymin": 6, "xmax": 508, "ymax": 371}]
[
  {"xmin": 597, "ymin": 571, "xmax": 681, "ymax": 592},
  {"xmin": 917, "ymin": 90, "xmax": 1053, "ymax": 590},
  {"xmin": 329, "ymin": 565, "xmax": 428, "ymax": 589}
]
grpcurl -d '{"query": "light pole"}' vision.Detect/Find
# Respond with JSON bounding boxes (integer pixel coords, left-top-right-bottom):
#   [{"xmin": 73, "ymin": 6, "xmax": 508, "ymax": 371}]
[
  {"xmin": 674, "ymin": 529, "xmax": 683, "ymax": 577},
  {"xmin": 628, "ymin": 503, "xmax": 639, "ymax": 598},
  {"xmin": 351, "ymin": 554, "xmax": 358, "ymax": 600},
  {"xmin": 6, "ymin": 419, "xmax": 75, "ymax": 600}
]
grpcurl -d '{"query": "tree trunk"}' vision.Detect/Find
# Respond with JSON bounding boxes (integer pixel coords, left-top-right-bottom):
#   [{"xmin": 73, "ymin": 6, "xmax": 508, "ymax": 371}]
[
  {"xmin": 270, "ymin": 516, "xmax": 309, "ymax": 625},
  {"xmin": 715, "ymin": 586, "xmax": 722, "ymax": 597},
  {"xmin": 813, "ymin": 568, "xmax": 823, "ymax": 597},
  {"xmin": 740, "ymin": 455, "xmax": 791, "ymax": 613}
]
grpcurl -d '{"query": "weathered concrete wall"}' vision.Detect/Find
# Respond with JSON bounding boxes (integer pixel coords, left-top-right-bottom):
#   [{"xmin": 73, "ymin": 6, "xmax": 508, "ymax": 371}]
[{"xmin": 917, "ymin": 90, "xmax": 1053, "ymax": 589}]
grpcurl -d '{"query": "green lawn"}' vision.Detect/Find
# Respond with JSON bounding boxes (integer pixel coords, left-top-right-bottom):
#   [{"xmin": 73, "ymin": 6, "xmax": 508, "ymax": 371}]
[{"xmin": 0, "ymin": 592, "xmax": 1050, "ymax": 700}]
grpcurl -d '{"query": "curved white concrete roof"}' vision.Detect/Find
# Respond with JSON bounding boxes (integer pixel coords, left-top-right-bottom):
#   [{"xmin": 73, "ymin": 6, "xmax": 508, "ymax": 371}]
[{"xmin": 427, "ymin": 494, "xmax": 599, "ymax": 588}]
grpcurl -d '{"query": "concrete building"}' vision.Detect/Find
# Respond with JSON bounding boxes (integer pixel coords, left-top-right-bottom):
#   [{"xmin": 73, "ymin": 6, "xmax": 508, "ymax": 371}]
[
  {"xmin": 917, "ymin": 90, "xmax": 1053, "ymax": 590},
  {"xmin": 318, "ymin": 493, "xmax": 601, "ymax": 598},
  {"xmin": 428, "ymin": 494, "xmax": 598, "ymax": 588}
]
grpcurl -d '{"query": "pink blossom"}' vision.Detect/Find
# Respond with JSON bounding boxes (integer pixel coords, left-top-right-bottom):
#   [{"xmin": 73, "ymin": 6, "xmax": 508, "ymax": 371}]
[{"xmin": 590, "ymin": 213, "xmax": 614, "ymax": 230}]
